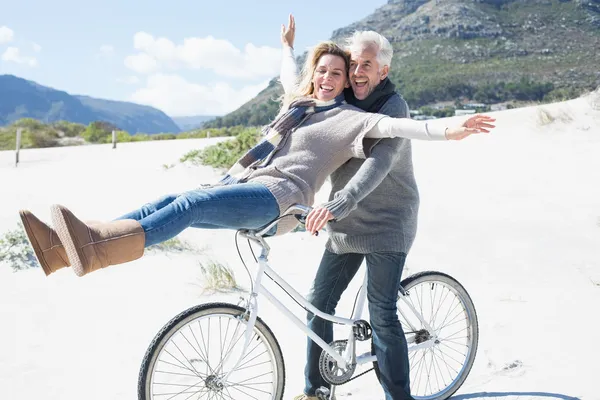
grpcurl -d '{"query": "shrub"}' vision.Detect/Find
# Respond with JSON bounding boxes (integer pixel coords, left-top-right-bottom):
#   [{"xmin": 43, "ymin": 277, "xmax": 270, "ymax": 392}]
[
  {"xmin": 199, "ymin": 259, "xmax": 241, "ymax": 293},
  {"xmin": 536, "ymin": 107, "xmax": 573, "ymax": 126},
  {"xmin": 28, "ymin": 129, "xmax": 60, "ymax": 148},
  {"xmin": 182, "ymin": 128, "xmax": 260, "ymax": 169},
  {"xmin": 0, "ymin": 223, "xmax": 38, "ymax": 272},
  {"xmin": 147, "ymin": 237, "xmax": 198, "ymax": 254},
  {"xmin": 81, "ymin": 121, "xmax": 118, "ymax": 143},
  {"xmin": 51, "ymin": 121, "xmax": 86, "ymax": 137}
]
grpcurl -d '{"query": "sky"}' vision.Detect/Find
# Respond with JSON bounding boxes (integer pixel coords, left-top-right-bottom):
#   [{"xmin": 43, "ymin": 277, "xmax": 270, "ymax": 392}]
[{"xmin": 0, "ymin": 0, "xmax": 388, "ymax": 117}]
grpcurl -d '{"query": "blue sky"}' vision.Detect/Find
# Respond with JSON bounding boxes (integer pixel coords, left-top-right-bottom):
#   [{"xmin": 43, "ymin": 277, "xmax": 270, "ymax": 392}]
[{"xmin": 0, "ymin": 0, "xmax": 387, "ymax": 117}]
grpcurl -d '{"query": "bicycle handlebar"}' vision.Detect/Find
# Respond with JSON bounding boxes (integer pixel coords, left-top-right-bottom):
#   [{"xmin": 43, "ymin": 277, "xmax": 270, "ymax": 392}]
[{"xmin": 251, "ymin": 204, "xmax": 313, "ymax": 237}]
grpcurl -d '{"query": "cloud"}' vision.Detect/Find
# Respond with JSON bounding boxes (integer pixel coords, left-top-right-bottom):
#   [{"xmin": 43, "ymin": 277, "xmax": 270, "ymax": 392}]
[
  {"xmin": 124, "ymin": 52, "xmax": 158, "ymax": 74},
  {"xmin": 130, "ymin": 73, "xmax": 270, "ymax": 116},
  {"xmin": 0, "ymin": 26, "xmax": 14, "ymax": 44},
  {"xmin": 1, "ymin": 47, "xmax": 38, "ymax": 67},
  {"xmin": 32, "ymin": 42, "xmax": 42, "ymax": 52},
  {"xmin": 117, "ymin": 76, "xmax": 140, "ymax": 85},
  {"xmin": 125, "ymin": 32, "xmax": 281, "ymax": 79}
]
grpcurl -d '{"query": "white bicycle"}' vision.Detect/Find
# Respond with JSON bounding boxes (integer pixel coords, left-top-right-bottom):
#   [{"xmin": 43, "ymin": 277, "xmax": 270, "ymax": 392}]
[{"xmin": 138, "ymin": 204, "xmax": 479, "ymax": 400}]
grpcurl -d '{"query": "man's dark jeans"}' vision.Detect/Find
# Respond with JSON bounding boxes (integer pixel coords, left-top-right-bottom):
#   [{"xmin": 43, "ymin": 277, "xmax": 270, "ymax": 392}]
[{"xmin": 304, "ymin": 249, "xmax": 413, "ymax": 400}]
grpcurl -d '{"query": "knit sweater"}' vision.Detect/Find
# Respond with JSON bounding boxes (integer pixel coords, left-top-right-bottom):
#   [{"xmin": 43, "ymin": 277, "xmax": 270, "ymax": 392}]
[
  {"xmin": 280, "ymin": 46, "xmax": 420, "ymax": 253},
  {"xmin": 324, "ymin": 96, "xmax": 419, "ymax": 254}
]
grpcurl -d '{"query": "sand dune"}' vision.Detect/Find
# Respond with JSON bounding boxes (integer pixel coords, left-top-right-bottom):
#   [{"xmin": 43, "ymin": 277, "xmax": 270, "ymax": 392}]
[{"xmin": 1, "ymin": 93, "xmax": 599, "ymax": 399}]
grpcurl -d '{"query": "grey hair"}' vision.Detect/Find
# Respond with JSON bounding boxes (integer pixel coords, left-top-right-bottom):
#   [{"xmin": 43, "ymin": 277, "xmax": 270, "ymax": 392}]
[{"xmin": 344, "ymin": 30, "xmax": 393, "ymax": 69}]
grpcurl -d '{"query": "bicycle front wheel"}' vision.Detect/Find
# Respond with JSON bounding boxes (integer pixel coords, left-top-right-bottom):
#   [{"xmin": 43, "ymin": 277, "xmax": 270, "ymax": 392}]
[
  {"xmin": 138, "ymin": 302, "xmax": 286, "ymax": 400},
  {"xmin": 374, "ymin": 271, "xmax": 479, "ymax": 400}
]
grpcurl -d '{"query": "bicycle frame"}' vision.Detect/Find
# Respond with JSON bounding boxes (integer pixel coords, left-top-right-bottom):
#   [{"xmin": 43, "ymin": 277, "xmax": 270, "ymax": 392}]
[{"xmin": 221, "ymin": 208, "xmax": 438, "ymax": 384}]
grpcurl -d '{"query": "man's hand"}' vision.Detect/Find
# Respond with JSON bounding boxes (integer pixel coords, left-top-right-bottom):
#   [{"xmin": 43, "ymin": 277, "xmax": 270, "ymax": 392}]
[
  {"xmin": 305, "ymin": 206, "xmax": 334, "ymax": 235},
  {"xmin": 281, "ymin": 14, "xmax": 296, "ymax": 48},
  {"xmin": 445, "ymin": 115, "xmax": 496, "ymax": 140}
]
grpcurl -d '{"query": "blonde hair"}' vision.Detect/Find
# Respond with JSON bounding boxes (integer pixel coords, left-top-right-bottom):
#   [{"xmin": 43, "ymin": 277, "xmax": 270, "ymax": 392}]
[{"xmin": 283, "ymin": 41, "xmax": 350, "ymax": 108}]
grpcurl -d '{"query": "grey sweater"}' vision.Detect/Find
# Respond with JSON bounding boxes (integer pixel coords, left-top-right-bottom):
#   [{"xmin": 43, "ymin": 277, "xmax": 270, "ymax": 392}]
[{"xmin": 323, "ymin": 95, "xmax": 420, "ymax": 254}]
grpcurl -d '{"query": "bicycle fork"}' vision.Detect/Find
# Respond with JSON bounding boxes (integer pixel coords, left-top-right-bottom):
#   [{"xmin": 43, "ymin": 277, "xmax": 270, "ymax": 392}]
[{"xmin": 219, "ymin": 249, "xmax": 268, "ymax": 385}]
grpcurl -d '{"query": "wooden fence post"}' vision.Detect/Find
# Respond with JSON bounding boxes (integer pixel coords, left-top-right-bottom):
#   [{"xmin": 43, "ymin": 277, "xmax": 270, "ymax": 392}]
[
  {"xmin": 15, "ymin": 128, "xmax": 22, "ymax": 167},
  {"xmin": 112, "ymin": 130, "xmax": 117, "ymax": 149}
]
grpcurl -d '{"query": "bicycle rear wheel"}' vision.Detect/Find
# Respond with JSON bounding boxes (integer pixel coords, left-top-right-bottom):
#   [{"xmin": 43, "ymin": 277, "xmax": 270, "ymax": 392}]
[
  {"xmin": 374, "ymin": 271, "xmax": 479, "ymax": 400},
  {"xmin": 138, "ymin": 302, "xmax": 286, "ymax": 400}
]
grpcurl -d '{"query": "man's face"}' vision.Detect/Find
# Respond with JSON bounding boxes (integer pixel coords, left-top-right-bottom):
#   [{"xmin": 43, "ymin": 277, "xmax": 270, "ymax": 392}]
[{"xmin": 349, "ymin": 45, "xmax": 389, "ymax": 100}]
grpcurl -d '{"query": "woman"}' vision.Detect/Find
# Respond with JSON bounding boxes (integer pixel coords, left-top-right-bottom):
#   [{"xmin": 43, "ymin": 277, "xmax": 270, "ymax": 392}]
[{"xmin": 19, "ymin": 41, "xmax": 495, "ymax": 278}]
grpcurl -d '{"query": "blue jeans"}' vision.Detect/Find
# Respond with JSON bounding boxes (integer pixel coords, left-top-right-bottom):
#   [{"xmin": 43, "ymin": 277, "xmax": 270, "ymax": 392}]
[
  {"xmin": 305, "ymin": 250, "xmax": 413, "ymax": 400},
  {"xmin": 116, "ymin": 183, "xmax": 280, "ymax": 247}
]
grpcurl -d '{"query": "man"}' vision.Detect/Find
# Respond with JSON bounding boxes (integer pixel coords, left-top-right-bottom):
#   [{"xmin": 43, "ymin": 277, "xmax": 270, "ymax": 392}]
[{"xmin": 280, "ymin": 15, "xmax": 417, "ymax": 400}]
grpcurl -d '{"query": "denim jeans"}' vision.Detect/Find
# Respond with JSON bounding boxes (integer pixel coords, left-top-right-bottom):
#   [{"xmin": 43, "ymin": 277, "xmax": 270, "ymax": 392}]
[
  {"xmin": 305, "ymin": 250, "xmax": 413, "ymax": 400},
  {"xmin": 116, "ymin": 183, "xmax": 280, "ymax": 247}
]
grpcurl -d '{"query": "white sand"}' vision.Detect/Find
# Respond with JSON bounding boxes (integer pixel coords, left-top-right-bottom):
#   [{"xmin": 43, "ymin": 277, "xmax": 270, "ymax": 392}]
[{"xmin": 1, "ymin": 93, "xmax": 599, "ymax": 400}]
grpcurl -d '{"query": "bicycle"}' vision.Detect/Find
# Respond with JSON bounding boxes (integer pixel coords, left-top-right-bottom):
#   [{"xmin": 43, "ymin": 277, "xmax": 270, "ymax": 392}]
[{"xmin": 137, "ymin": 204, "xmax": 479, "ymax": 400}]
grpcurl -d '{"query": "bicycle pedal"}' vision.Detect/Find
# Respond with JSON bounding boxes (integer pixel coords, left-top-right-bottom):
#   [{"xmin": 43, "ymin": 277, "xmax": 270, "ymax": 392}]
[{"xmin": 315, "ymin": 387, "xmax": 335, "ymax": 400}]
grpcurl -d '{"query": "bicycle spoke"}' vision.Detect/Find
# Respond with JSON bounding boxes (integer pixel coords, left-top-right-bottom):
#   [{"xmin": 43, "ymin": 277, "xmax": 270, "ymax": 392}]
[
  {"xmin": 442, "ymin": 336, "xmax": 469, "ymax": 346},
  {"xmin": 234, "ymin": 359, "xmax": 272, "ymax": 372},
  {"xmin": 155, "ymin": 370, "xmax": 201, "ymax": 378},
  {"xmin": 162, "ymin": 349, "xmax": 203, "ymax": 378},
  {"xmin": 430, "ymin": 286, "xmax": 452, "ymax": 326},
  {"xmin": 441, "ymin": 325, "xmax": 469, "ymax": 341},
  {"xmin": 434, "ymin": 344, "xmax": 463, "ymax": 370},
  {"xmin": 229, "ymin": 381, "xmax": 269, "ymax": 397},
  {"xmin": 159, "ymin": 380, "xmax": 206, "ymax": 400},
  {"xmin": 437, "ymin": 313, "xmax": 468, "ymax": 333},
  {"xmin": 436, "ymin": 296, "xmax": 460, "ymax": 331},
  {"xmin": 180, "ymin": 326, "xmax": 212, "ymax": 375},
  {"xmin": 435, "ymin": 344, "xmax": 459, "ymax": 378},
  {"xmin": 213, "ymin": 326, "xmax": 248, "ymax": 373}
]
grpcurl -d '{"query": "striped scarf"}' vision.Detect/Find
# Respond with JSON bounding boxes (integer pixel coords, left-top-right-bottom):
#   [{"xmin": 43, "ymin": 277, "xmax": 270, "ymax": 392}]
[{"xmin": 220, "ymin": 93, "xmax": 346, "ymax": 185}]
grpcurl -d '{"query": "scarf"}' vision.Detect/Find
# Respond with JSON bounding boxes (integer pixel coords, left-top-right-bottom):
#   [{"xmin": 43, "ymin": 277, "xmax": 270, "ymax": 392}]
[
  {"xmin": 343, "ymin": 77, "xmax": 397, "ymax": 113},
  {"xmin": 220, "ymin": 93, "xmax": 346, "ymax": 185}
]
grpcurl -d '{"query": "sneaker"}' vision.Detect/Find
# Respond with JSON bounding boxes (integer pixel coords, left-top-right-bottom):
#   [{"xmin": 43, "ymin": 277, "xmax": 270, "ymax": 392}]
[{"xmin": 293, "ymin": 393, "xmax": 336, "ymax": 400}]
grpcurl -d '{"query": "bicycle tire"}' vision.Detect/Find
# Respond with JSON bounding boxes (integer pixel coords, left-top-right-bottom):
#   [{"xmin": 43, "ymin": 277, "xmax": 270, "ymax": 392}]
[
  {"xmin": 373, "ymin": 271, "xmax": 479, "ymax": 400},
  {"xmin": 138, "ymin": 302, "xmax": 286, "ymax": 400}
]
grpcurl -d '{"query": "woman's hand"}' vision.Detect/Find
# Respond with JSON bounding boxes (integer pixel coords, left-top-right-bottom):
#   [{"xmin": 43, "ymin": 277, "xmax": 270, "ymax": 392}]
[
  {"xmin": 281, "ymin": 14, "xmax": 296, "ymax": 48},
  {"xmin": 445, "ymin": 114, "xmax": 496, "ymax": 140},
  {"xmin": 305, "ymin": 206, "xmax": 334, "ymax": 235}
]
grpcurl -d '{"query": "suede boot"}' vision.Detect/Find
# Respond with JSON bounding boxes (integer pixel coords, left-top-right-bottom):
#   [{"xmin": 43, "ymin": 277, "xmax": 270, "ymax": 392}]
[
  {"xmin": 19, "ymin": 210, "xmax": 70, "ymax": 276},
  {"xmin": 50, "ymin": 204, "xmax": 146, "ymax": 277}
]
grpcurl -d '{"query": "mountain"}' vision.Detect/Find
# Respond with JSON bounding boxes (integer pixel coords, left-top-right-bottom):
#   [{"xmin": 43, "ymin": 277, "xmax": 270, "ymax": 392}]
[
  {"xmin": 171, "ymin": 115, "xmax": 219, "ymax": 131},
  {"xmin": 0, "ymin": 75, "xmax": 180, "ymax": 134},
  {"xmin": 210, "ymin": 0, "xmax": 600, "ymax": 127}
]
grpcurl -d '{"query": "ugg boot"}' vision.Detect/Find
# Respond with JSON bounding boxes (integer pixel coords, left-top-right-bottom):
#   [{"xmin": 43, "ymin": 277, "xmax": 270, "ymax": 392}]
[
  {"xmin": 19, "ymin": 210, "xmax": 70, "ymax": 276},
  {"xmin": 50, "ymin": 204, "xmax": 146, "ymax": 277}
]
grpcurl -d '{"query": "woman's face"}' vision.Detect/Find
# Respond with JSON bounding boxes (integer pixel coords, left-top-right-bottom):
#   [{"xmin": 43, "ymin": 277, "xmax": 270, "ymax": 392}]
[{"xmin": 311, "ymin": 54, "xmax": 348, "ymax": 101}]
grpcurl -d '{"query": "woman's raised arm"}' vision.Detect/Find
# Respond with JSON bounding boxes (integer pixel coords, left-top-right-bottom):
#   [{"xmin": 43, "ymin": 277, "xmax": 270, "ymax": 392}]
[{"xmin": 280, "ymin": 14, "xmax": 298, "ymax": 94}]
